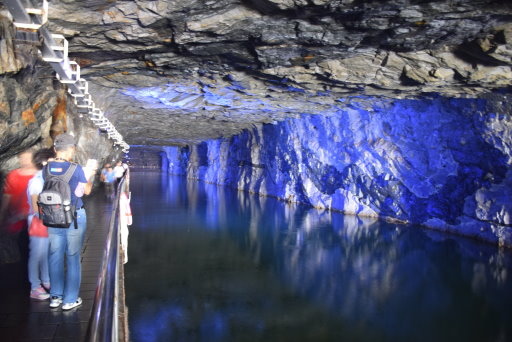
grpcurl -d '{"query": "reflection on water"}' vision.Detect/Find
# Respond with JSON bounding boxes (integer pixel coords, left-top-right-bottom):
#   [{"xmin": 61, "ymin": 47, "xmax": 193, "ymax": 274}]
[{"xmin": 126, "ymin": 172, "xmax": 512, "ymax": 342}]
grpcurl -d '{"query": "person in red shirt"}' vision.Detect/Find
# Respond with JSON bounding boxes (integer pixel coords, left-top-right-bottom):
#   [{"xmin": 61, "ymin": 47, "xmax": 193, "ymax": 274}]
[{"xmin": 0, "ymin": 150, "xmax": 37, "ymax": 234}]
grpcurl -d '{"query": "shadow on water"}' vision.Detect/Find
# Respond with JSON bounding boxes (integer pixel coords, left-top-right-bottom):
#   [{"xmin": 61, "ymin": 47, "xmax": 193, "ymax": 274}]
[{"xmin": 125, "ymin": 172, "xmax": 512, "ymax": 342}]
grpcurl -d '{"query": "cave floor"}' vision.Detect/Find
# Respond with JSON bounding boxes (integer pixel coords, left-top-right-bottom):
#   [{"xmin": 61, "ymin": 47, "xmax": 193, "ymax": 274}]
[{"xmin": 0, "ymin": 191, "xmax": 112, "ymax": 341}]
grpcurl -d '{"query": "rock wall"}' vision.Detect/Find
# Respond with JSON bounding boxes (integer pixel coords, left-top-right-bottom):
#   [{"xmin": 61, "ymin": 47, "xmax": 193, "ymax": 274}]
[
  {"xmin": 36, "ymin": 0, "xmax": 512, "ymax": 146},
  {"xmin": 166, "ymin": 95, "xmax": 512, "ymax": 247},
  {"xmin": 128, "ymin": 146, "xmax": 164, "ymax": 170},
  {"xmin": 0, "ymin": 14, "xmax": 119, "ymax": 181}
]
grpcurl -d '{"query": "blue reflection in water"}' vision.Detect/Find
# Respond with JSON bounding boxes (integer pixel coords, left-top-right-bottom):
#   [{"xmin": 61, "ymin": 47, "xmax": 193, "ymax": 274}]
[{"xmin": 126, "ymin": 172, "xmax": 512, "ymax": 342}]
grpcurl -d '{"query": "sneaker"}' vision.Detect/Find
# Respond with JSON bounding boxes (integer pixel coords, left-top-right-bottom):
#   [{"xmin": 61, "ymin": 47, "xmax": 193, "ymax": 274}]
[
  {"xmin": 30, "ymin": 287, "xmax": 50, "ymax": 300},
  {"xmin": 49, "ymin": 296, "xmax": 63, "ymax": 308},
  {"xmin": 62, "ymin": 297, "xmax": 82, "ymax": 311}
]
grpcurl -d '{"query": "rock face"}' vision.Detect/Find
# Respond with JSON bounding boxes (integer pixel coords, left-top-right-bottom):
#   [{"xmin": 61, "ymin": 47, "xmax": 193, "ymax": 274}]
[
  {"xmin": 164, "ymin": 95, "xmax": 512, "ymax": 247},
  {"xmin": 36, "ymin": 0, "xmax": 512, "ymax": 145},
  {"xmin": 0, "ymin": 15, "xmax": 56, "ymax": 168},
  {"xmin": 1, "ymin": 1, "xmax": 512, "ymax": 245},
  {"xmin": 0, "ymin": 14, "xmax": 119, "ymax": 176}
]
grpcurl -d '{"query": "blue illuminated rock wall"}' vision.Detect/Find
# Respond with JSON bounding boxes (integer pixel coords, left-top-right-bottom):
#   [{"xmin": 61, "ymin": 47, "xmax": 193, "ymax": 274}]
[{"xmin": 165, "ymin": 97, "xmax": 512, "ymax": 246}]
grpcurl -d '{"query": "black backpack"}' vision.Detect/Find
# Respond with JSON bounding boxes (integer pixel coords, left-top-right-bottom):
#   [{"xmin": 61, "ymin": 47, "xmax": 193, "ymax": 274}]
[{"xmin": 38, "ymin": 163, "xmax": 78, "ymax": 228}]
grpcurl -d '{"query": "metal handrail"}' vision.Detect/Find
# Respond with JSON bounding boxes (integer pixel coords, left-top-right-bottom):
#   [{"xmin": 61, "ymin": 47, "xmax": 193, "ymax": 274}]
[
  {"xmin": 3, "ymin": 0, "xmax": 130, "ymax": 153},
  {"xmin": 85, "ymin": 177, "xmax": 125, "ymax": 342}
]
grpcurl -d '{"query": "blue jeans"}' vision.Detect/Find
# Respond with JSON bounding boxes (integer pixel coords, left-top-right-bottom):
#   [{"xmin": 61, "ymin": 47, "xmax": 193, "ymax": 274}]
[
  {"xmin": 48, "ymin": 208, "xmax": 87, "ymax": 303},
  {"xmin": 28, "ymin": 235, "xmax": 50, "ymax": 290}
]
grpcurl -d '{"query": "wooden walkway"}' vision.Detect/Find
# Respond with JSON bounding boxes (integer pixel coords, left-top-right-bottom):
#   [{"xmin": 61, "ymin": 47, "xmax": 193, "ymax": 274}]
[{"xmin": 0, "ymin": 191, "xmax": 113, "ymax": 341}]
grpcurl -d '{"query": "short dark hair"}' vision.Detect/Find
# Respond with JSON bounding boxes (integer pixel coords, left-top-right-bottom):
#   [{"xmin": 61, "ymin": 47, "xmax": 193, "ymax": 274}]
[
  {"xmin": 53, "ymin": 133, "xmax": 76, "ymax": 150},
  {"xmin": 32, "ymin": 148, "xmax": 56, "ymax": 170},
  {"xmin": 54, "ymin": 144, "xmax": 75, "ymax": 152}
]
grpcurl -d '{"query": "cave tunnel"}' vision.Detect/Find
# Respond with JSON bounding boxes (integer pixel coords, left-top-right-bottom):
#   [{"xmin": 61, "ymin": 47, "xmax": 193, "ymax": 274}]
[{"xmin": 1, "ymin": 0, "xmax": 512, "ymax": 341}]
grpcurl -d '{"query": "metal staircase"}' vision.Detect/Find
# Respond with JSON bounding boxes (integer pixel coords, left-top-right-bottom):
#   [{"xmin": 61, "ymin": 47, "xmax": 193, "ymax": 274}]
[{"xmin": 3, "ymin": 0, "xmax": 130, "ymax": 153}]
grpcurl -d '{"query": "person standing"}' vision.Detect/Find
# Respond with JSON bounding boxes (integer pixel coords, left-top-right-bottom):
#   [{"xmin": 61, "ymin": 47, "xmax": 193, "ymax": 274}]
[
  {"xmin": 104, "ymin": 165, "xmax": 116, "ymax": 199},
  {"xmin": 122, "ymin": 160, "xmax": 130, "ymax": 189},
  {"xmin": 100, "ymin": 163, "xmax": 110, "ymax": 183},
  {"xmin": 26, "ymin": 148, "xmax": 56, "ymax": 300},
  {"xmin": 0, "ymin": 150, "xmax": 37, "ymax": 234},
  {"xmin": 119, "ymin": 173, "xmax": 132, "ymax": 264},
  {"xmin": 0, "ymin": 150, "xmax": 37, "ymax": 264},
  {"xmin": 45, "ymin": 134, "xmax": 93, "ymax": 310},
  {"xmin": 113, "ymin": 161, "xmax": 125, "ymax": 188}
]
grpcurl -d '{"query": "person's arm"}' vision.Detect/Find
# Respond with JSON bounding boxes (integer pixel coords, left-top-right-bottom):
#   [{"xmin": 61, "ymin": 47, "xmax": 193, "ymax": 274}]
[
  {"xmin": 27, "ymin": 176, "xmax": 43, "ymax": 216},
  {"xmin": 84, "ymin": 179, "xmax": 93, "ymax": 195},
  {"xmin": 30, "ymin": 194, "xmax": 39, "ymax": 216},
  {"xmin": 74, "ymin": 163, "xmax": 95, "ymax": 197},
  {"xmin": 75, "ymin": 179, "xmax": 93, "ymax": 197}
]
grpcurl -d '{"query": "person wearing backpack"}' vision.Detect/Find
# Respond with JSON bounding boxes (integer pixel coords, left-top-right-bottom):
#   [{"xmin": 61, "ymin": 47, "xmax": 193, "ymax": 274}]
[
  {"xmin": 43, "ymin": 133, "xmax": 93, "ymax": 310},
  {"xmin": 26, "ymin": 148, "xmax": 56, "ymax": 300}
]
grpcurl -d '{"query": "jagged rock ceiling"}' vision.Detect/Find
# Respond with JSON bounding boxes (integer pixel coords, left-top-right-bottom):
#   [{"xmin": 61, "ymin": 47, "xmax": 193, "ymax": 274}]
[{"xmin": 42, "ymin": 0, "xmax": 512, "ymax": 145}]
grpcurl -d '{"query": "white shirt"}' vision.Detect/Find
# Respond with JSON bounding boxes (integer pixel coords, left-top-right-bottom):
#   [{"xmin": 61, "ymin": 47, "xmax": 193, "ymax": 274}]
[
  {"xmin": 27, "ymin": 171, "xmax": 44, "ymax": 215},
  {"xmin": 114, "ymin": 165, "xmax": 124, "ymax": 178}
]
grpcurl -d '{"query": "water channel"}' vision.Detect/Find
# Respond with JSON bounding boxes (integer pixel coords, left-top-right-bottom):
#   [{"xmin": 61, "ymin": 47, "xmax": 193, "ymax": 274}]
[{"xmin": 125, "ymin": 171, "xmax": 512, "ymax": 342}]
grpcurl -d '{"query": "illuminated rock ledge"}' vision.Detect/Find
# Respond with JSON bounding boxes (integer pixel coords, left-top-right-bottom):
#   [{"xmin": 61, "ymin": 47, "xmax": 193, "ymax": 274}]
[{"xmin": 164, "ymin": 96, "xmax": 512, "ymax": 247}]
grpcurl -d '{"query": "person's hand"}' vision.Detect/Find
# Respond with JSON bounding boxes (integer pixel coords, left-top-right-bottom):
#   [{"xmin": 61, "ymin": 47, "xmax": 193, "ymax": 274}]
[
  {"xmin": 84, "ymin": 159, "xmax": 99, "ymax": 182},
  {"xmin": 83, "ymin": 167, "xmax": 95, "ymax": 181}
]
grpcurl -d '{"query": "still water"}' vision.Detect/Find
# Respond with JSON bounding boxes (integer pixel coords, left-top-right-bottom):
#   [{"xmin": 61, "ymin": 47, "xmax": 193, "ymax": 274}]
[{"xmin": 125, "ymin": 172, "xmax": 512, "ymax": 342}]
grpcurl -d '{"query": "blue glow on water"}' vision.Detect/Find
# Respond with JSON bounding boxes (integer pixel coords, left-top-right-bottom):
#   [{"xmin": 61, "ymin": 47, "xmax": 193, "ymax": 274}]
[{"xmin": 125, "ymin": 172, "xmax": 512, "ymax": 342}]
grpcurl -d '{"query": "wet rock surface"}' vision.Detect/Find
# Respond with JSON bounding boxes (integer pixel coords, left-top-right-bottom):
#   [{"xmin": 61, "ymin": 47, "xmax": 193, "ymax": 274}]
[
  {"xmin": 36, "ymin": 0, "xmax": 512, "ymax": 145},
  {"xmin": 1, "ymin": 1, "xmax": 512, "ymax": 244},
  {"xmin": 0, "ymin": 16, "xmax": 56, "ymax": 167},
  {"xmin": 0, "ymin": 15, "xmax": 119, "ymax": 174},
  {"xmin": 165, "ymin": 96, "xmax": 512, "ymax": 246}
]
